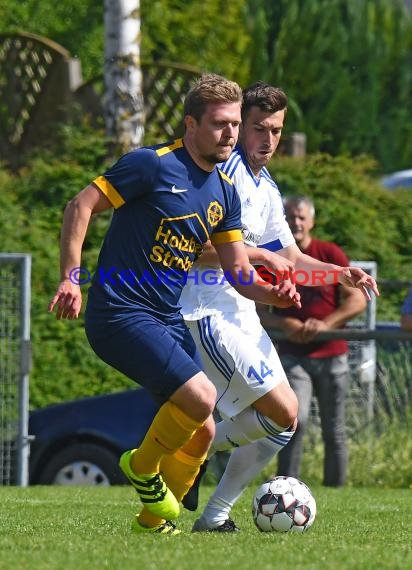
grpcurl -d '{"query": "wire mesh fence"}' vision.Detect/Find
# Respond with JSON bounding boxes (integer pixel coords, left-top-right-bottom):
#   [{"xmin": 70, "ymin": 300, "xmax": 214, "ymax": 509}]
[
  {"xmin": 0, "ymin": 254, "xmax": 31, "ymax": 486},
  {"xmin": 267, "ymin": 329, "xmax": 412, "ymax": 449}
]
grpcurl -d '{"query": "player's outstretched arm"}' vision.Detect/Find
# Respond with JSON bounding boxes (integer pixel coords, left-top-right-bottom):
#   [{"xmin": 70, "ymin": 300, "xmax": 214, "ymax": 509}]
[
  {"xmin": 337, "ymin": 266, "xmax": 379, "ymax": 300},
  {"xmin": 48, "ymin": 184, "xmax": 112, "ymax": 319},
  {"xmin": 279, "ymin": 245, "xmax": 379, "ymax": 300},
  {"xmin": 215, "ymin": 240, "xmax": 301, "ymax": 309}
]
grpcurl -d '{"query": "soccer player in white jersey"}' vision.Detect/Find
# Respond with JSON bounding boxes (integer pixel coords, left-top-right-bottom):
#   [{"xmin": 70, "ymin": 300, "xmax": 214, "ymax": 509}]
[{"xmin": 179, "ymin": 82, "xmax": 379, "ymax": 532}]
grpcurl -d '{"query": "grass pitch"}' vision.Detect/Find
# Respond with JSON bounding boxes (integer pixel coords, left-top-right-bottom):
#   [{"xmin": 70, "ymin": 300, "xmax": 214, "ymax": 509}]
[{"xmin": 0, "ymin": 485, "xmax": 411, "ymax": 570}]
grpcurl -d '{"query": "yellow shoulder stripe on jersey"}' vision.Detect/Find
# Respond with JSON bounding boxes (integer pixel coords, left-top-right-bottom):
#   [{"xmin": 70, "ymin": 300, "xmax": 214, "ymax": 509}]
[
  {"xmin": 211, "ymin": 229, "xmax": 243, "ymax": 245},
  {"xmin": 217, "ymin": 168, "xmax": 234, "ymax": 185},
  {"xmin": 156, "ymin": 138, "xmax": 184, "ymax": 157},
  {"xmin": 93, "ymin": 176, "xmax": 125, "ymax": 209}
]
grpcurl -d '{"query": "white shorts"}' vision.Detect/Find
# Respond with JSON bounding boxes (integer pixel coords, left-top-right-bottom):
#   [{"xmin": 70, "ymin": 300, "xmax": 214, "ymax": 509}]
[{"xmin": 186, "ymin": 310, "xmax": 289, "ymax": 420}]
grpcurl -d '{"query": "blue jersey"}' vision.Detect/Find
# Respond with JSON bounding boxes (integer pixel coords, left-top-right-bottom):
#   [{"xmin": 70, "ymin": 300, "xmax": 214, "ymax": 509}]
[{"xmin": 86, "ymin": 139, "xmax": 242, "ymax": 320}]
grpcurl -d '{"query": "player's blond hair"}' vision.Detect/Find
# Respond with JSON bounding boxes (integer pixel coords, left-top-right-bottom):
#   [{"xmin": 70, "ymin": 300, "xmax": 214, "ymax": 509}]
[{"xmin": 184, "ymin": 73, "xmax": 243, "ymax": 122}]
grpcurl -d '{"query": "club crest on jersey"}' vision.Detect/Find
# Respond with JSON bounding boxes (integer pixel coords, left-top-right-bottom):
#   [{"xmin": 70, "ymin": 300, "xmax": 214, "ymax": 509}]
[{"xmin": 207, "ymin": 201, "xmax": 224, "ymax": 227}]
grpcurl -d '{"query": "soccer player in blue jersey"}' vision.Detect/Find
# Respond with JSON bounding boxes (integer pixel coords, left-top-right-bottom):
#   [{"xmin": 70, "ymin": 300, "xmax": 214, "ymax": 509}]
[
  {"xmin": 48, "ymin": 74, "xmax": 302, "ymax": 535},
  {"xmin": 179, "ymin": 82, "xmax": 379, "ymax": 531}
]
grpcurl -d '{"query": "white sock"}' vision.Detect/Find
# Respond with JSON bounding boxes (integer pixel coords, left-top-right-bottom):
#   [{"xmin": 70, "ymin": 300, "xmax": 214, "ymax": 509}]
[
  {"xmin": 209, "ymin": 406, "xmax": 287, "ymax": 455},
  {"xmin": 202, "ymin": 433, "xmax": 294, "ymax": 527}
]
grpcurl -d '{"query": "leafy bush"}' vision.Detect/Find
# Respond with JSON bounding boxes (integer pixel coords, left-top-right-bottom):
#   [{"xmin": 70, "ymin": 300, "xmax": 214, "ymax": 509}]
[{"xmin": 0, "ymin": 124, "xmax": 131, "ymax": 409}]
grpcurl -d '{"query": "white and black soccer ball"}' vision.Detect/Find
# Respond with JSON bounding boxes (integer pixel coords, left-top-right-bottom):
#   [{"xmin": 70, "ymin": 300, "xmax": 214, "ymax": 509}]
[{"xmin": 252, "ymin": 476, "xmax": 316, "ymax": 533}]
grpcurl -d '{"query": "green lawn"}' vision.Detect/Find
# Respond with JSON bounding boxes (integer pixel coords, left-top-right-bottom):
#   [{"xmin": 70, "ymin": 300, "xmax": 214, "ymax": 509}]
[{"xmin": 0, "ymin": 485, "xmax": 411, "ymax": 570}]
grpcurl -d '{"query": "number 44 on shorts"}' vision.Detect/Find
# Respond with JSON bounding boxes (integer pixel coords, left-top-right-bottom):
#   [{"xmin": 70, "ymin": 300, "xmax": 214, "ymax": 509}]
[{"xmin": 247, "ymin": 361, "xmax": 273, "ymax": 384}]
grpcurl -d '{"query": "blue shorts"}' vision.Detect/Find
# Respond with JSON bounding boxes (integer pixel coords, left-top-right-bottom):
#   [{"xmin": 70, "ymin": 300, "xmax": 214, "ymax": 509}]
[{"xmin": 85, "ymin": 311, "xmax": 203, "ymax": 402}]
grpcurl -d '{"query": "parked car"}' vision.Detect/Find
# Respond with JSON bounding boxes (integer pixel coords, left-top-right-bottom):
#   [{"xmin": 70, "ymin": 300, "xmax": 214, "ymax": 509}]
[
  {"xmin": 381, "ymin": 169, "xmax": 412, "ymax": 190},
  {"xmin": 28, "ymin": 388, "xmax": 158, "ymax": 485}
]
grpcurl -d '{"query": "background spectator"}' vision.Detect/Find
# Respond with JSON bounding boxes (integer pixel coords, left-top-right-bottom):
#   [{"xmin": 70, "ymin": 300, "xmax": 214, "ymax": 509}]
[{"xmin": 260, "ymin": 195, "xmax": 367, "ymax": 487}]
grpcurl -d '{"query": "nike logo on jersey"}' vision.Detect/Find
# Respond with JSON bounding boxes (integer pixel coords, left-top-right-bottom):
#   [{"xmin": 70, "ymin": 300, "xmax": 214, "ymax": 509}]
[{"xmin": 171, "ymin": 185, "xmax": 188, "ymax": 193}]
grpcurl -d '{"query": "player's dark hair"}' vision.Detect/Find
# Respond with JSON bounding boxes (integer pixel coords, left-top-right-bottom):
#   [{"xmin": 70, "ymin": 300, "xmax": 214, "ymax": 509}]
[
  {"xmin": 241, "ymin": 82, "xmax": 288, "ymax": 122},
  {"xmin": 184, "ymin": 73, "xmax": 243, "ymax": 122}
]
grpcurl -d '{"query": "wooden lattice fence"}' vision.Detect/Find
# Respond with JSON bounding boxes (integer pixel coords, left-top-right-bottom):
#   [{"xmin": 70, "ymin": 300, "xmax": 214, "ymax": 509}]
[
  {"xmin": 0, "ymin": 32, "xmax": 305, "ymax": 165},
  {"xmin": 0, "ymin": 33, "xmax": 82, "ymax": 164},
  {"xmin": 0, "ymin": 32, "xmax": 201, "ymax": 165},
  {"xmin": 74, "ymin": 60, "xmax": 201, "ymax": 144}
]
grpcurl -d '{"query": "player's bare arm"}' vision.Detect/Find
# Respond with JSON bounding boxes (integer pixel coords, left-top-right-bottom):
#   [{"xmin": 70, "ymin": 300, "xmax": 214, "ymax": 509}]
[
  {"xmin": 214, "ymin": 240, "xmax": 301, "ymax": 308},
  {"xmin": 48, "ymin": 184, "xmax": 112, "ymax": 320},
  {"xmin": 277, "ymin": 244, "xmax": 380, "ymax": 298},
  {"xmin": 200, "ymin": 241, "xmax": 295, "ymax": 279},
  {"xmin": 245, "ymin": 246, "xmax": 295, "ymax": 275},
  {"xmin": 200, "ymin": 240, "xmax": 298, "ymax": 303},
  {"xmin": 336, "ymin": 266, "xmax": 379, "ymax": 299}
]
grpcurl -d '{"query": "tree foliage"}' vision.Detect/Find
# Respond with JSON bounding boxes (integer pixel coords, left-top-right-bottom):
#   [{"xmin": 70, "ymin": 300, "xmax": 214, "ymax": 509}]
[
  {"xmin": 0, "ymin": 0, "xmax": 104, "ymax": 79},
  {"xmin": 0, "ymin": 0, "xmax": 251, "ymax": 84},
  {"xmin": 249, "ymin": 0, "xmax": 412, "ymax": 171},
  {"xmin": 140, "ymin": 0, "xmax": 252, "ymax": 85},
  {"xmin": 2, "ymin": 0, "xmax": 412, "ymax": 169}
]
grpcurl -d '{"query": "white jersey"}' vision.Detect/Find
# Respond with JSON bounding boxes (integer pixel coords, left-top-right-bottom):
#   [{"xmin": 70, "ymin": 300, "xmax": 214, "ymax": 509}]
[{"xmin": 179, "ymin": 147, "xmax": 295, "ymax": 320}]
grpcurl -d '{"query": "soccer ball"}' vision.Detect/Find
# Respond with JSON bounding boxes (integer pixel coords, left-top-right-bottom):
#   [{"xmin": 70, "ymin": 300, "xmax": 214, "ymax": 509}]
[{"xmin": 252, "ymin": 476, "xmax": 316, "ymax": 533}]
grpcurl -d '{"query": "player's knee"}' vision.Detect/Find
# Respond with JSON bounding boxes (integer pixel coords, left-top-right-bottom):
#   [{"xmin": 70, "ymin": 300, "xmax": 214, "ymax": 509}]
[
  {"xmin": 203, "ymin": 381, "xmax": 217, "ymax": 411},
  {"xmin": 175, "ymin": 373, "xmax": 216, "ymax": 421},
  {"xmin": 280, "ymin": 387, "xmax": 299, "ymax": 426},
  {"xmin": 277, "ymin": 405, "xmax": 298, "ymax": 429},
  {"xmin": 255, "ymin": 386, "xmax": 298, "ymax": 428},
  {"xmin": 289, "ymin": 393, "xmax": 299, "ymax": 423},
  {"xmin": 193, "ymin": 379, "xmax": 217, "ymax": 420},
  {"xmin": 195, "ymin": 417, "xmax": 216, "ymax": 448},
  {"xmin": 273, "ymin": 398, "xmax": 298, "ymax": 428},
  {"xmin": 289, "ymin": 416, "xmax": 298, "ymax": 433}
]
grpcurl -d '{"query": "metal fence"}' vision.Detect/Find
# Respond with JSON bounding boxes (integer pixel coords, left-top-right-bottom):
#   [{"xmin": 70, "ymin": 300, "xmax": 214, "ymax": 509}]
[
  {"xmin": 346, "ymin": 261, "xmax": 377, "ymax": 425},
  {"xmin": 267, "ymin": 327, "xmax": 412, "ymax": 443},
  {"xmin": 0, "ymin": 254, "xmax": 31, "ymax": 486},
  {"xmin": 265, "ymin": 260, "xmax": 379, "ymax": 438}
]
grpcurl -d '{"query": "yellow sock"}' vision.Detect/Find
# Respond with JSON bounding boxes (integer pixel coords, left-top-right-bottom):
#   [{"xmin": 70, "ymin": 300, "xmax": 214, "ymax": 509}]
[
  {"xmin": 138, "ymin": 447, "xmax": 207, "ymax": 528},
  {"xmin": 131, "ymin": 401, "xmax": 204, "ymax": 475},
  {"xmin": 160, "ymin": 448, "xmax": 207, "ymax": 502}
]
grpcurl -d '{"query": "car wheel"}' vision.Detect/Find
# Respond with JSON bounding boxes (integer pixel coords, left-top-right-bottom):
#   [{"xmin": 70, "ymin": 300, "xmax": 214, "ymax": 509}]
[{"xmin": 36, "ymin": 443, "xmax": 125, "ymax": 485}]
